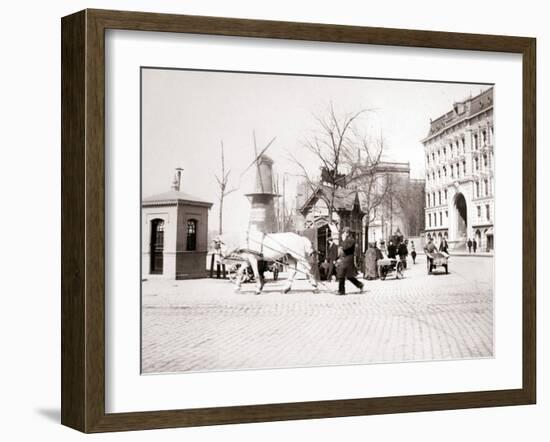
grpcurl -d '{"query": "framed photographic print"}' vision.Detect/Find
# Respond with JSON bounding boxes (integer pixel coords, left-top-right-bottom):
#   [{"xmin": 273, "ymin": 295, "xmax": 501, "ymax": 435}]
[{"xmin": 61, "ymin": 9, "xmax": 536, "ymax": 433}]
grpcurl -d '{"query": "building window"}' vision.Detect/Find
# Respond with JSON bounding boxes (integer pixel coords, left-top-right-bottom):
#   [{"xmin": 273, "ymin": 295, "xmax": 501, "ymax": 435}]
[
  {"xmin": 477, "ymin": 206, "xmax": 481, "ymax": 217},
  {"xmin": 443, "ymin": 147, "xmax": 446, "ymax": 158},
  {"xmin": 462, "ymin": 161, "xmax": 466, "ymax": 175},
  {"xmin": 484, "ymin": 179, "xmax": 489, "ymax": 196},
  {"xmin": 438, "ymin": 191, "xmax": 441, "ymax": 205},
  {"xmin": 439, "ymin": 212, "xmax": 443, "ymax": 225},
  {"xmin": 475, "ymin": 157, "xmax": 479, "ymax": 171},
  {"xmin": 428, "ymin": 213, "xmax": 432, "ymax": 227},
  {"xmin": 486, "ymin": 204, "xmax": 491, "ymax": 220},
  {"xmin": 482, "ymin": 130, "xmax": 487, "ymax": 145},
  {"xmin": 426, "ymin": 194, "xmax": 430, "ymax": 207},
  {"xmin": 444, "ymin": 189, "xmax": 448, "ymax": 202},
  {"xmin": 450, "ymin": 165, "xmax": 454, "ymax": 178},
  {"xmin": 461, "ymin": 136, "xmax": 465, "ymax": 151},
  {"xmin": 443, "ymin": 166, "xmax": 447, "ymax": 177},
  {"xmin": 186, "ymin": 219, "xmax": 197, "ymax": 251},
  {"xmin": 445, "ymin": 210, "xmax": 448, "ymax": 219},
  {"xmin": 483, "ymin": 154, "xmax": 488, "ymax": 168},
  {"xmin": 476, "ymin": 181, "xmax": 480, "ymax": 198},
  {"xmin": 474, "ymin": 133, "xmax": 478, "ymax": 150}
]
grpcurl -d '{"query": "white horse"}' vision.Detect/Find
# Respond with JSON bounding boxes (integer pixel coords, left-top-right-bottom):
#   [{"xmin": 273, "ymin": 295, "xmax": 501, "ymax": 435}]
[{"xmin": 217, "ymin": 231, "xmax": 319, "ymax": 294}]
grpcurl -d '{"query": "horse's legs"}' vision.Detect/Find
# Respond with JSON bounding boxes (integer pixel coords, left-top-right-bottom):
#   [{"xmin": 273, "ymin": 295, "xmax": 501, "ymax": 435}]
[
  {"xmin": 247, "ymin": 256, "xmax": 263, "ymax": 295},
  {"xmin": 234, "ymin": 263, "xmax": 245, "ymax": 292},
  {"xmin": 283, "ymin": 259, "xmax": 298, "ymax": 293}
]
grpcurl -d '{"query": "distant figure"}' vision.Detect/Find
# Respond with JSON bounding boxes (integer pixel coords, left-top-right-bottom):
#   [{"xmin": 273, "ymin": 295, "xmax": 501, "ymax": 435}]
[
  {"xmin": 467, "ymin": 238, "xmax": 473, "ymax": 253},
  {"xmin": 364, "ymin": 242, "xmax": 383, "ymax": 280},
  {"xmin": 440, "ymin": 237, "xmax": 449, "ymax": 254},
  {"xmin": 326, "ymin": 237, "xmax": 339, "ymax": 282},
  {"xmin": 387, "ymin": 241, "xmax": 397, "ymax": 259},
  {"xmin": 336, "ymin": 227, "xmax": 364, "ymax": 295},
  {"xmin": 473, "ymin": 238, "xmax": 478, "ymax": 253},
  {"xmin": 410, "ymin": 241, "xmax": 417, "ymax": 264},
  {"xmin": 398, "ymin": 241, "xmax": 409, "ymax": 269},
  {"xmin": 424, "ymin": 237, "xmax": 438, "ymax": 274},
  {"xmin": 319, "ymin": 259, "xmax": 330, "ymax": 281}
]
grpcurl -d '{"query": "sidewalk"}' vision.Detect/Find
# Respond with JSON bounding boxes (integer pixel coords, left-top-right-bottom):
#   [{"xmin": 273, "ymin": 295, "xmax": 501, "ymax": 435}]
[{"xmin": 415, "ymin": 250, "xmax": 493, "ymax": 257}]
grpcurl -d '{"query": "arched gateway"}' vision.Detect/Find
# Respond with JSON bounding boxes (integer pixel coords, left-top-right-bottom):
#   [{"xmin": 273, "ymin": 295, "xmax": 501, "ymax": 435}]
[{"xmin": 454, "ymin": 192, "xmax": 468, "ymax": 241}]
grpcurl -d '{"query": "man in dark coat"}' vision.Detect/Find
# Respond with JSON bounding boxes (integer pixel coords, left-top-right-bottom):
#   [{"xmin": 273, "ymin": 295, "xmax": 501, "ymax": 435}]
[
  {"xmin": 473, "ymin": 238, "xmax": 477, "ymax": 253},
  {"xmin": 467, "ymin": 238, "xmax": 472, "ymax": 253},
  {"xmin": 387, "ymin": 241, "xmax": 397, "ymax": 259},
  {"xmin": 397, "ymin": 241, "xmax": 408, "ymax": 269},
  {"xmin": 336, "ymin": 227, "xmax": 364, "ymax": 295},
  {"xmin": 439, "ymin": 237, "xmax": 449, "ymax": 254},
  {"xmin": 326, "ymin": 237, "xmax": 339, "ymax": 282}
]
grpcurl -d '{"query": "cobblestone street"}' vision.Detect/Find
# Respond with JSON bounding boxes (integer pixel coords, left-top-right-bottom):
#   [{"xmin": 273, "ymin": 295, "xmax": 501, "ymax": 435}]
[{"xmin": 142, "ymin": 254, "xmax": 493, "ymax": 374}]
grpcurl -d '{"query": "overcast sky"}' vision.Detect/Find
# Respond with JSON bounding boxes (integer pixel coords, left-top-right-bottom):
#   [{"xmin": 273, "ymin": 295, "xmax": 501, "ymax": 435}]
[{"xmin": 141, "ymin": 68, "xmax": 490, "ymax": 234}]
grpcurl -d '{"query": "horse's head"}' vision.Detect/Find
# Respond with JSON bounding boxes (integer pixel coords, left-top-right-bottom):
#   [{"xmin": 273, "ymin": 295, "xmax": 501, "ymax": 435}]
[{"xmin": 212, "ymin": 236, "xmax": 229, "ymax": 257}]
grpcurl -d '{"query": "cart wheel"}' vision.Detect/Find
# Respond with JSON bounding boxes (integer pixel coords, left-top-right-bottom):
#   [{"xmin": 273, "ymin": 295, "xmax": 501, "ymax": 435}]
[
  {"xmin": 444, "ymin": 264, "xmax": 448, "ymax": 274},
  {"xmin": 396, "ymin": 262, "xmax": 404, "ymax": 279}
]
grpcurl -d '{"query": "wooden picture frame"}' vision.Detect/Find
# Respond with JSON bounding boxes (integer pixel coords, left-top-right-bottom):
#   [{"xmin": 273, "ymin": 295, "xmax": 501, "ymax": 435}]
[{"xmin": 61, "ymin": 9, "xmax": 536, "ymax": 433}]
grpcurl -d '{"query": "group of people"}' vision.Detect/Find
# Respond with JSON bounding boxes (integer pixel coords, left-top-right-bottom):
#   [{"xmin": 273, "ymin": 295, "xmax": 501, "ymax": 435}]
[
  {"xmin": 467, "ymin": 238, "xmax": 478, "ymax": 253},
  {"xmin": 319, "ymin": 229, "xmax": 426, "ymax": 294}
]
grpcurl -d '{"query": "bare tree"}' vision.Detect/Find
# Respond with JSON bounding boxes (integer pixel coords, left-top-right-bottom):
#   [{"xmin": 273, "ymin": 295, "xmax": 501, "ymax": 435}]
[
  {"xmin": 344, "ymin": 135, "xmax": 396, "ymax": 251},
  {"xmin": 214, "ymin": 141, "xmax": 236, "ymax": 235},
  {"xmin": 289, "ymin": 104, "xmax": 368, "ymax": 223}
]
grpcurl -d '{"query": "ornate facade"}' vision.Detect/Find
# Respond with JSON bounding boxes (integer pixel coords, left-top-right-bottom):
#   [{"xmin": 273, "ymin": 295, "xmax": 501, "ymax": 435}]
[{"xmin": 422, "ymin": 87, "xmax": 494, "ymax": 251}]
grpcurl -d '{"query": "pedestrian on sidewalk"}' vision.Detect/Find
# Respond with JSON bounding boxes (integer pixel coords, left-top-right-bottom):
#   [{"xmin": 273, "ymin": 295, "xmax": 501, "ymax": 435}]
[
  {"xmin": 336, "ymin": 227, "xmax": 364, "ymax": 295},
  {"xmin": 473, "ymin": 238, "xmax": 477, "ymax": 253},
  {"xmin": 440, "ymin": 237, "xmax": 449, "ymax": 254},
  {"xmin": 410, "ymin": 241, "xmax": 417, "ymax": 264},
  {"xmin": 467, "ymin": 238, "xmax": 472, "ymax": 253}
]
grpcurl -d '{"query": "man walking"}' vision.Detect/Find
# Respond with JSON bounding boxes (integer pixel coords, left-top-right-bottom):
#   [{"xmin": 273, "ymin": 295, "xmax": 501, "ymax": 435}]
[
  {"xmin": 336, "ymin": 227, "xmax": 364, "ymax": 295},
  {"xmin": 473, "ymin": 238, "xmax": 477, "ymax": 253},
  {"xmin": 424, "ymin": 237, "xmax": 438, "ymax": 274},
  {"xmin": 440, "ymin": 237, "xmax": 449, "ymax": 254},
  {"xmin": 467, "ymin": 238, "xmax": 472, "ymax": 253},
  {"xmin": 326, "ymin": 237, "xmax": 339, "ymax": 282}
]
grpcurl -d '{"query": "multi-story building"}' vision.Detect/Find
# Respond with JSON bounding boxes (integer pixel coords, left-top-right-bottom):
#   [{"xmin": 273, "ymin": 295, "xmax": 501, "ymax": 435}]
[{"xmin": 421, "ymin": 87, "xmax": 494, "ymax": 251}]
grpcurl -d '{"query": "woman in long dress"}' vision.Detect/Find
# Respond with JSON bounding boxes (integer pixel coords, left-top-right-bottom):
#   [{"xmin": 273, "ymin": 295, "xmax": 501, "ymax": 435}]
[{"xmin": 364, "ymin": 242, "xmax": 383, "ymax": 280}]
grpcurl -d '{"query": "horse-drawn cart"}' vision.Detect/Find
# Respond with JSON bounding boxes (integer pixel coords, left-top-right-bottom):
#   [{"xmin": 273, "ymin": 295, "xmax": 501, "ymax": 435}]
[{"xmin": 426, "ymin": 252, "xmax": 449, "ymax": 274}]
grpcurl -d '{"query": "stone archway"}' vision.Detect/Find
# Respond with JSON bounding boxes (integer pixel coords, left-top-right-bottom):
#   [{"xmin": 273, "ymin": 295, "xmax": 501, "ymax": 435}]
[{"xmin": 454, "ymin": 193, "xmax": 468, "ymax": 240}]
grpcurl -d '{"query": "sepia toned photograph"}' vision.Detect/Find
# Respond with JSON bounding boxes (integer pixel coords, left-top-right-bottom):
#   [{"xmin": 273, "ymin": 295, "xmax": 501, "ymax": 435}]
[{"xmin": 140, "ymin": 68, "xmax": 494, "ymax": 374}]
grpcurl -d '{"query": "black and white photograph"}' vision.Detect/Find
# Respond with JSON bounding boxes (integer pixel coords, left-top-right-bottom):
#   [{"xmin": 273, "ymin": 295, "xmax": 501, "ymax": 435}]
[{"xmin": 140, "ymin": 68, "xmax": 495, "ymax": 374}]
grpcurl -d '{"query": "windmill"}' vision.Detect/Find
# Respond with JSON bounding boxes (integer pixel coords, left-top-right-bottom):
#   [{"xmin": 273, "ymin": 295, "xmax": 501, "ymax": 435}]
[{"xmin": 243, "ymin": 131, "xmax": 280, "ymax": 234}]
